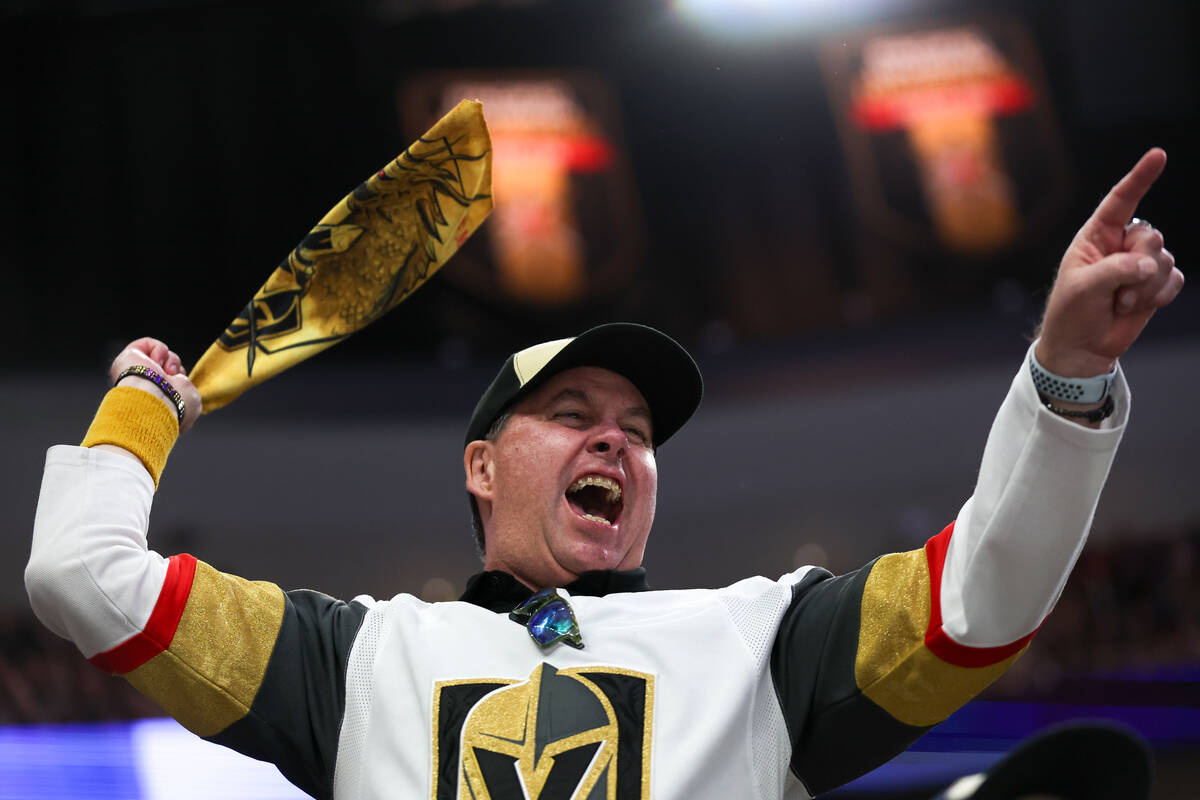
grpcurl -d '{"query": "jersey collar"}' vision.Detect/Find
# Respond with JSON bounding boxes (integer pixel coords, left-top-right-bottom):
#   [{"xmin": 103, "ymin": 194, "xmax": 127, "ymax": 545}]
[{"xmin": 459, "ymin": 568, "xmax": 649, "ymax": 613}]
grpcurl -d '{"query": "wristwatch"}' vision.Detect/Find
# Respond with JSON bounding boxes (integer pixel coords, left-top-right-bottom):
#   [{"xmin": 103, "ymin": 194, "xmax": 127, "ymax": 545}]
[{"xmin": 1028, "ymin": 350, "xmax": 1116, "ymax": 422}]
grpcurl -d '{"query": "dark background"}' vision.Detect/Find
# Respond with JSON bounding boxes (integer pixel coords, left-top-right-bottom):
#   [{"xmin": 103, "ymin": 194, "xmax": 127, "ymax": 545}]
[{"xmin": 2, "ymin": 0, "xmax": 1196, "ymax": 369}]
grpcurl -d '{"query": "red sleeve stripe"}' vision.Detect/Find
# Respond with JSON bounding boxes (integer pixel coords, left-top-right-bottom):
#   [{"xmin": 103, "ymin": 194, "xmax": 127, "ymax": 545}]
[
  {"xmin": 923, "ymin": 523, "xmax": 1037, "ymax": 668},
  {"xmin": 88, "ymin": 553, "xmax": 198, "ymax": 675}
]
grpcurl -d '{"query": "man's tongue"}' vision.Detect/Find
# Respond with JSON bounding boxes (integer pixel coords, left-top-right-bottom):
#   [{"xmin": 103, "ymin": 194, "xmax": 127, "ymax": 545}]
[{"xmin": 567, "ymin": 482, "xmax": 618, "ymax": 526}]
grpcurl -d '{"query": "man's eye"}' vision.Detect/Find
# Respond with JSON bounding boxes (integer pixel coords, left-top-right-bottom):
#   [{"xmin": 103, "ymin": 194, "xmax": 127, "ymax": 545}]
[
  {"xmin": 625, "ymin": 427, "xmax": 649, "ymax": 443},
  {"xmin": 555, "ymin": 411, "xmax": 584, "ymax": 421}
]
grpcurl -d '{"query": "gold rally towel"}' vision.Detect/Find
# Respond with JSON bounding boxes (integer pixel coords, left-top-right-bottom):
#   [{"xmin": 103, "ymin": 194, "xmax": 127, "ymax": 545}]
[{"xmin": 190, "ymin": 100, "xmax": 493, "ymax": 412}]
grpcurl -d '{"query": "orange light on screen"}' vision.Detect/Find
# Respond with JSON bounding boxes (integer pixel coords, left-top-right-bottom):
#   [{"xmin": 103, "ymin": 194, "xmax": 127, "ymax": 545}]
[
  {"xmin": 851, "ymin": 28, "xmax": 1035, "ymax": 252},
  {"xmin": 443, "ymin": 81, "xmax": 614, "ymax": 306}
]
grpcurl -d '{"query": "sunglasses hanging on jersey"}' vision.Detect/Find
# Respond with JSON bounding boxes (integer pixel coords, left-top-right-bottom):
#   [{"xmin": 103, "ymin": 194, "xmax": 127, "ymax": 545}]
[{"xmin": 509, "ymin": 588, "xmax": 585, "ymax": 650}]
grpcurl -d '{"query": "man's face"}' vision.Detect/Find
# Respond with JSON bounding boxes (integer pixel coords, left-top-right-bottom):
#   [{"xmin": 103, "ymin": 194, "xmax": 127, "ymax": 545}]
[{"xmin": 466, "ymin": 366, "xmax": 659, "ymax": 590}]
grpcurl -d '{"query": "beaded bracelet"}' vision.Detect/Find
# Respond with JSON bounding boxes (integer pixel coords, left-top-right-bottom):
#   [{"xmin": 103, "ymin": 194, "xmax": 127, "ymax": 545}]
[
  {"xmin": 1041, "ymin": 393, "xmax": 1115, "ymax": 424},
  {"xmin": 115, "ymin": 365, "xmax": 186, "ymax": 425}
]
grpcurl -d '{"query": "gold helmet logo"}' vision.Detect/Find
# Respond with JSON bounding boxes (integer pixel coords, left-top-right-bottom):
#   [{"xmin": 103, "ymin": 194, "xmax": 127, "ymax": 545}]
[
  {"xmin": 432, "ymin": 664, "xmax": 654, "ymax": 800},
  {"xmin": 461, "ymin": 663, "xmax": 617, "ymax": 799}
]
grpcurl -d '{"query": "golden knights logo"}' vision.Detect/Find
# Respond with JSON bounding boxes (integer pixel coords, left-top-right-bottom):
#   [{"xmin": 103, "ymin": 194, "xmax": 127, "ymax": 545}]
[{"xmin": 431, "ymin": 664, "xmax": 654, "ymax": 800}]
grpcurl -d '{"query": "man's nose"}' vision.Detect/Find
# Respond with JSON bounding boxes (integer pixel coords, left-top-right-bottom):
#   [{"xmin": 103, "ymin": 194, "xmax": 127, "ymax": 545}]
[{"xmin": 588, "ymin": 421, "xmax": 626, "ymax": 455}]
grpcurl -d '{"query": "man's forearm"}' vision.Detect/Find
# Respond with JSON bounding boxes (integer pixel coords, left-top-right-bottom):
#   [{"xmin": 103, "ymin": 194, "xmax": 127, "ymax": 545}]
[
  {"xmin": 26, "ymin": 444, "xmax": 169, "ymax": 654},
  {"xmin": 937, "ymin": 343, "xmax": 1127, "ymax": 649},
  {"xmin": 27, "ymin": 377, "xmax": 182, "ymax": 654}
]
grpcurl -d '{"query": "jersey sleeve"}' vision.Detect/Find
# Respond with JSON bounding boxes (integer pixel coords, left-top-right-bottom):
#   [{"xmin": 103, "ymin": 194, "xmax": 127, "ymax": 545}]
[
  {"xmin": 770, "ymin": 345, "xmax": 1129, "ymax": 795},
  {"xmin": 27, "ymin": 444, "xmax": 367, "ymax": 800}
]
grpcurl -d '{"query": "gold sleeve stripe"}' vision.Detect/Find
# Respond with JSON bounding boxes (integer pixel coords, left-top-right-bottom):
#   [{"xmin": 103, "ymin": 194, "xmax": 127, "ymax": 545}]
[
  {"xmin": 81, "ymin": 385, "xmax": 179, "ymax": 487},
  {"xmin": 855, "ymin": 524, "xmax": 1026, "ymax": 728},
  {"xmin": 124, "ymin": 560, "xmax": 286, "ymax": 738}
]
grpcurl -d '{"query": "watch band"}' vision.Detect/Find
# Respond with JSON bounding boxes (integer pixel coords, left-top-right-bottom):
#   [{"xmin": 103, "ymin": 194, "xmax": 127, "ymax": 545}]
[{"xmin": 1028, "ymin": 350, "xmax": 1116, "ymax": 404}]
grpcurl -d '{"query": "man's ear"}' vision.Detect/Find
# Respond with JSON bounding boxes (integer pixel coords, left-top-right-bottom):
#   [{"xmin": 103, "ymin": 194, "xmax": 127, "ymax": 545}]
[{"xmin": 463, "ymin": 439, "xmax": 496, "ymax": 502}]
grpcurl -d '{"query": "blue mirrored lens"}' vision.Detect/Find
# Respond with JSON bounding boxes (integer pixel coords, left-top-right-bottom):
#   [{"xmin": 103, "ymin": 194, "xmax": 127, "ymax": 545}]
[{"xmin": 528, "ymin": 601, "xmax": 576, "ymax": 645}]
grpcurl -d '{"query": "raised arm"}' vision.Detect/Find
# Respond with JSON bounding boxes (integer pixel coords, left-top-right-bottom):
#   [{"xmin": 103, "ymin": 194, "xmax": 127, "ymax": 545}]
[
  {"xmin": 26, "ymin": 337, "xmax": 199, "ymax": 645},
  {"xmin": 26, "ymin": 338, "xmax": 364, "ymax": 800},
  {"xmin": 771, "ymin": 150, "xmax": 1183, "ymax": 794},
  {"xmin": 942, "ymin": 147, "xmax": 1182, "ymax": 647}
]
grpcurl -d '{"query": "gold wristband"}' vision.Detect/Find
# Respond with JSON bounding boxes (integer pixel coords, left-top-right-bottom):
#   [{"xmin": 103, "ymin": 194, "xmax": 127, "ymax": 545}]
[{"xmin": 81, "ymin": 385, "xmax": 179, "ymax": 487}]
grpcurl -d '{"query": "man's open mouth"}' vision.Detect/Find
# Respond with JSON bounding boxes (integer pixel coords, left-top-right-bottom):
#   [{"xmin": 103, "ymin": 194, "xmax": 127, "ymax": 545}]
[{"xmin": 566, "ymin": 475, "xmax": 623, "ymax": 526}]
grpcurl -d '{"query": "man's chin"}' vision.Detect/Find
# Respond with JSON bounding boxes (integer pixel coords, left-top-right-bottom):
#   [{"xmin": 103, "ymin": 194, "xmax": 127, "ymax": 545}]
[{"xmin": 555, "ymin": 540, "xmax": 637, "ymax": 578}]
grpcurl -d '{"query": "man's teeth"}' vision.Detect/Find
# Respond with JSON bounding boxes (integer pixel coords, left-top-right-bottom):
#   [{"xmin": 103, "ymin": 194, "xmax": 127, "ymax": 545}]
[
  {"xmin": 580, "ymin": 512, "xmax": 614, "ymax": 526},
  {"xmin": 569, "ymin": 475, "xmax": 622, "ymax": 503}
]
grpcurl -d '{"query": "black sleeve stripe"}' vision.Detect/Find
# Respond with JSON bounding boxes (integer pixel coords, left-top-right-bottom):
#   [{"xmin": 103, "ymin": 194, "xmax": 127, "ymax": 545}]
[
  {"xmin": 770, "ymin": 561, "xmax": 928, "ymax": 795},
  {"xmin": 790, "ymin": 682, "xmax": 929, "ymax": 795},
  {"xmin": 208, "ymin": 591, "xmax": 369, "ymax": 800}
]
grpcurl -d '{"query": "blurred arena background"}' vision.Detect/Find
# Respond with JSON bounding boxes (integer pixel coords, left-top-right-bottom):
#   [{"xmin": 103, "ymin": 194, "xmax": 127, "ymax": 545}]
[{"xmin": 1, "ymin": 0, "xmax": 1197, "ymax": 797}]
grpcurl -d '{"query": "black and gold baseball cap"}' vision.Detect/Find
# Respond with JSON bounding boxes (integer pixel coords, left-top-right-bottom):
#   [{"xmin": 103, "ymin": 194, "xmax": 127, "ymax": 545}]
[{"xmin": 465, "ymin": 323, "xmax": 703, "ymax": 447}]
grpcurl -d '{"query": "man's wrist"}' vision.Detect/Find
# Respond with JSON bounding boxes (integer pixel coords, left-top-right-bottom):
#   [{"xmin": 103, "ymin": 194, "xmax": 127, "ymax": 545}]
[
  {"xmin": 1032, "ymin": 341, "xmax": 1117, "ymax": 381},
  {"xmin": 1028, "ymin": 349, "xmax": 1116, "ymax": 405},
  {"xmin": 82, "ymin": 385, "xmax": 179, "ymax": 487},
  {"xmin": 117, "ymin": 374, "xmax": 183, "ymax": 420}
]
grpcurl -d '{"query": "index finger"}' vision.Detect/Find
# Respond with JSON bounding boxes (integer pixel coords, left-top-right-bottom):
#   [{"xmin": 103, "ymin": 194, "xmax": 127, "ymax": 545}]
[{"xmin": 1091, "ymin": 148, "xmax": 1167, "ymax": 229}]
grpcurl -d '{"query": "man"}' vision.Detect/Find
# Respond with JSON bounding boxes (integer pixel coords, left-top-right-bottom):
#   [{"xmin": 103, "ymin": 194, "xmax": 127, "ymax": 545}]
[{"xmin": 26, "ymin": 149, "xmax": 1181, "ymax": 800}]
